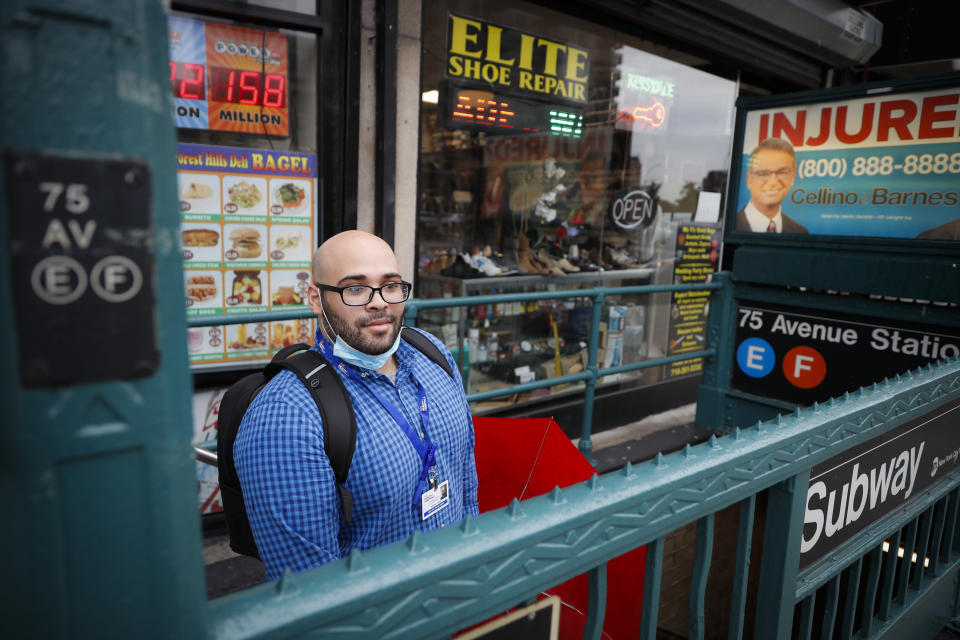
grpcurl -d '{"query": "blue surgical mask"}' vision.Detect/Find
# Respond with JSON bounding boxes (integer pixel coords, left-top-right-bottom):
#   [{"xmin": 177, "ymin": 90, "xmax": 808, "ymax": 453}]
[
  {"xmin": 332, "ymin": 331, "xmax": 402, "ymax": 371},
  {"xmin": 319, "ymin": 294, "xmax": 402, "ymax": 371}
]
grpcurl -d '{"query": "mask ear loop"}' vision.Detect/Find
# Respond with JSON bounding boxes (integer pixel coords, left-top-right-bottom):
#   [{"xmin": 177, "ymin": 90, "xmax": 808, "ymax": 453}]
[{"xmin": 315, "ymin": 285, "xmax": 339, "ymax": 343}]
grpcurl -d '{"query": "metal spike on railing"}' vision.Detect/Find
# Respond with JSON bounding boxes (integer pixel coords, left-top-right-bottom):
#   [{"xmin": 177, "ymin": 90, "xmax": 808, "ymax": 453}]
[
  {"xmin": 754, "ymin": 420, "xmax": 763, "ymax": 432},
  {"xmin": 843, "ymin": 391, "xmax": 850, "ymax": 401},
  {"xmin": 905, "ymin": 368, "xmax": 914, "ymax": 378},
  {"xmin": 683, "ymin": 443, "xmax": 693, "ymax": 458},
  {"xmin": 733, "ymin": 426, "xmax": 742, "ymax": 440},
  {"xmin": 708, "ymin": 434, "xmax": 719, "ymax": 449},
  {"xmin": 407, "ymin": 530, "xmax": 422, "ymax": 552},
  {"xmin": 550, "ymin": 485, "xmax": 564, "ymax": 503},
  {"xmin": 776, "ymin": 413, "xmax": 783, "ymax": 425},
  {"xmin": 347, "ymin": 548, "xmax": 367, "ymax": 572},
  {"xmin": 507, "ymin": 498, "xmax": 523, "ymax": 518},
  {"xmin": 812, "ymin": 401, "xmax": 820, "ymax": 412},
  {"xmin": 794, "ymin": 405, "xmax": 801, "ymax": 419},
  {"xmin": 622, "ymin": 461, "xmax": 635, "ymax": 477},
  {"xmin": 895, "ymin": 372, "xmax": 902, "ymax": 382},
  {"xmin": 588, "ymin": 474, "xmax": 601, "ymax": 491},
  {"xmin": 276, "ymin": 568, "xmax": 298, "ymax": 594},
  {"xmin": 459, "ymin": 513, "xmax": 477, "ymax": 535},
  {"xmin": 655, "ymin": 452, "xmax": 665, "ymax": 467}
]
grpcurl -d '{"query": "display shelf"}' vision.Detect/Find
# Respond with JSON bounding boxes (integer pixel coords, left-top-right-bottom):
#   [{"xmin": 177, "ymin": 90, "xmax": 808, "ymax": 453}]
[{"xmin": 416, "ymin": 267, "xmax": 657, "ymax": 414}]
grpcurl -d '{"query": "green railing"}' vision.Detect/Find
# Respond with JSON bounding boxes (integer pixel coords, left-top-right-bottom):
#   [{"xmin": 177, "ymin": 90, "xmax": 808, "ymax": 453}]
[
  {"xmin": 204, "ymin": 351, "xmax": 960, "ymax": 639},
  {"xmin": 190, "ymin": 283, "xmax": 960, "ymax": 640},
  {"xmin": 190, "ymin": 280, "xmax": 720, "ymax": 459}
]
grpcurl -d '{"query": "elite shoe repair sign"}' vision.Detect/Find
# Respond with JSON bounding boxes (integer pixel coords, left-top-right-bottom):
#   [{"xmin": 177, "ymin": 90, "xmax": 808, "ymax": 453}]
[
  {"xmin": 445, "ymin": 13, "xmax": 589, "ymax": 104},
  {"xmin": 800, "ymin": 400, "xmax": 960, "ymax": 570}
]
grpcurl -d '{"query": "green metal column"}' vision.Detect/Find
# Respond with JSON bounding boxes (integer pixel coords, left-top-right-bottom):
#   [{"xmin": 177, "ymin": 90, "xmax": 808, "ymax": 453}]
[
  {"xmin": 1, "ymin": 1, "xmax": 206, "ymax": 638},
  {"xmin": 754, "ymin": 471, "xmax": 809, "ymax": 638},
  {"xmin": 694, "ymin": 272, "xmax": 736, "ymax": 430}
]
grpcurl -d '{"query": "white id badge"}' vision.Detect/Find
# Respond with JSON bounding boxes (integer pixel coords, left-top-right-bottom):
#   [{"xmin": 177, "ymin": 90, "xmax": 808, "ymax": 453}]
[{"xmin": 421, "ymin": 480, "xmax": 450, "ymax": 520}]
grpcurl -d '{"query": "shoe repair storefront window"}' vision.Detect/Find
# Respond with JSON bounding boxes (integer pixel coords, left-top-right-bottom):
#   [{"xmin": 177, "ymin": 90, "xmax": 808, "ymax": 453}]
[
  {"xmin": 417, "ymin": 1, "xmax": 737, "ymax": 416},
  {"xmin": 167, "ymin": 4, "xmax": 320, "ymax": 517}
]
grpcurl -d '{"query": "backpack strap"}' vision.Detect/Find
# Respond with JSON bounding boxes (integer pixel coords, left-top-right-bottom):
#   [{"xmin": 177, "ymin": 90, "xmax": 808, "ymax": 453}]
[
  {"xmin": 271, "ymin": 349, "xmax": 357, "ymax": 523},
  {"xmin": 400, "ymin": 327, "xmax": 453, "ymax": 379}
]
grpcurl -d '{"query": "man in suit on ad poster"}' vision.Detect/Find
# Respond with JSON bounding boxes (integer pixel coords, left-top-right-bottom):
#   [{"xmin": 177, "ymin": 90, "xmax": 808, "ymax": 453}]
[{"xmin": 735, "ymin": 137, "xmax": 809, "ymax": 234}]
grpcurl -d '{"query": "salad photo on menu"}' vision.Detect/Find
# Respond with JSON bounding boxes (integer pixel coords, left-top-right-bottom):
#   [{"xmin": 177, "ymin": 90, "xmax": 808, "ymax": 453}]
[
  {"xmin": 269, "ymin": 177, "xmax": 312, "ymax": 218},
  {"xmin": 223, "ymin": 176, "xmax": 268, "ymax": 217}
]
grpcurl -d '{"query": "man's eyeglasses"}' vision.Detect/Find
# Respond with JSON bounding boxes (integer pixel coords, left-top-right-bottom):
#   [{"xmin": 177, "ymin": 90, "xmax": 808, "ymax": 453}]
[
  {"xmin": 750, "ymin": 168, "xmax": 794, "ymax": 179},
  {"xmin": 316, "ymin": 282, "xmax": 412, "ymax": 306}
]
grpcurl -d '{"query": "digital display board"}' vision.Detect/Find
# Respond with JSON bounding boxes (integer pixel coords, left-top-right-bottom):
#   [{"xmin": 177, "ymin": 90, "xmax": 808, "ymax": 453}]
[
  {"xmin": 443, "ymin": 84, "xmax": 583, "ymax": 138},
  {"xmin": 168, "ymin": 17, "xmax": 290, "ymax": 136}
]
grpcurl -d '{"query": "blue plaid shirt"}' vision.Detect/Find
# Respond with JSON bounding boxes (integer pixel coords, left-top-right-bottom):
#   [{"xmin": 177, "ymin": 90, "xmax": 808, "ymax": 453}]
[{"xmin": 234, "ymin": 327, "xmax": 479, "ymax": 580}]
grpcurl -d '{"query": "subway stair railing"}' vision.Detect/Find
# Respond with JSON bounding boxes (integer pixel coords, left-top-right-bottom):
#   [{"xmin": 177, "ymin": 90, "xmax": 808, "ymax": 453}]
[
  {"xmin": 191, "ymin": 280, "xmax": 721, "ymax": 463},
  {"xmin": 198, "ymin": 334, "xmax": 960, "ymax": 638}
]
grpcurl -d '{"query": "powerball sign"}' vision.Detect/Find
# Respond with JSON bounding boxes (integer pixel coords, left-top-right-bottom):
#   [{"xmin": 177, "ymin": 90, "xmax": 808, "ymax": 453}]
[
  {"xmin": 168, "ymin": 17, "xmax": 290, "ymax": 137},
  {"xmin": 735, "ymin": 86, "xmax": 960, "ymax": 240}
]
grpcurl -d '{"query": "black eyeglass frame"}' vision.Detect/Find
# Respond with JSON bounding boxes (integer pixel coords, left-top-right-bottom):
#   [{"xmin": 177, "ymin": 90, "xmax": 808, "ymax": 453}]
[{"xmin": 315, "ymin": 281, "xmax": 412, "ymax": 306}]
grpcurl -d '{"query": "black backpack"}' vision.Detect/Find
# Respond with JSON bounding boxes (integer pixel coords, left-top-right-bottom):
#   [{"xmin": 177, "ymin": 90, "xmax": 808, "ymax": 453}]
[{"xmin": 216, "ymin": 328, "xmax": 453, "ymax": 558}]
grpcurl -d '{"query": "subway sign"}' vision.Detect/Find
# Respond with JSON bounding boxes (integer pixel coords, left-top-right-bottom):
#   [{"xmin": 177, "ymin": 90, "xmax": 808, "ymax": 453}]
[
  {"xmin": 445, "ymin": 13, "xmax": 589, "ymax": 104},
  {"xmin": 732, "ymin": 303, "xmax": 960, "ymax": 406},
  {"xmin": 800, "ymin": 400, "xmax": 960, "ymax": 570}
]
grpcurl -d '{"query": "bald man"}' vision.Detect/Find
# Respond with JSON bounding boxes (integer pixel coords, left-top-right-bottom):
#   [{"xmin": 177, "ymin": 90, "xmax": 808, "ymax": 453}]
[{"xmin": 234, "ymin": 231, "xmax": 478, "ymax": 579}]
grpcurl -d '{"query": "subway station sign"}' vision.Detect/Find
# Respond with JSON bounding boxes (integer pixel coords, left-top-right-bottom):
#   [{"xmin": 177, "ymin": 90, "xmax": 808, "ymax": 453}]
[
  {"xmin": 800, "ymin": 400, "xmax": 960, "ymax": 569},
  {"xmin": 6, "ymin": 150, "xmax": 157, "ymax": 387},
  {"xmin": 446, "ymin": 13, "xmax": 589, "ymax": 104},
  {"xmin": 732, "ymin": 302, "xmax": 960, "ymax": 406}
]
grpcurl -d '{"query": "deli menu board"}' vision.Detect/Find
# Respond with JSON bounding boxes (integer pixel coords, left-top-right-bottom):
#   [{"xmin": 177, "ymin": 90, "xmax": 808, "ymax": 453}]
[{"xmin": 179, "ymin": 143, "xmax": 317, "ymax": 366}]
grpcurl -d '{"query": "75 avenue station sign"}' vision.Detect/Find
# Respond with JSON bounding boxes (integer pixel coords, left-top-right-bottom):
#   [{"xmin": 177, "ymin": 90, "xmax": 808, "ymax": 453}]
[
  {"xmin": 731, "ymin": 302, "xmax": 960, "ymax": 406},
  {"xmin": 6, "ymin": 150, "xmax": 157, "ymax": 387}
]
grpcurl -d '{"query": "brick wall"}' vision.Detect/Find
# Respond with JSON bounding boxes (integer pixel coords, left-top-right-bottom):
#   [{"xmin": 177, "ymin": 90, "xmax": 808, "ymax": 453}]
[{"xmin": 656, "ymin": 491, "xmax": 768, "ymax": 639}]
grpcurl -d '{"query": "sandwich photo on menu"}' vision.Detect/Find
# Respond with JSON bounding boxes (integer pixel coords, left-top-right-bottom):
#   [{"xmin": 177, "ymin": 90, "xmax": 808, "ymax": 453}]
[
  {"xmin": 227, "ymin": 227, "xmax": 263, "ymax": 259},
  {"xmin": 183, "ymin": 228, "xmax": 220, "ymax": 247}
]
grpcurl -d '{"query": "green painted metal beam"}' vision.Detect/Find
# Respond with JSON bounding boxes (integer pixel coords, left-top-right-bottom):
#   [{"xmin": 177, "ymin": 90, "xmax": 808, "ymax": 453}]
[{"xmin": 2, "ymin": 1, "xmax": 206, "ymax": 637}]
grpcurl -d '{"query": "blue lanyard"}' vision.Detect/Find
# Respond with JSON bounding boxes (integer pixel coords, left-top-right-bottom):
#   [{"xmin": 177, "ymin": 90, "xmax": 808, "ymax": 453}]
[{"xmin": 320, "ymin": 341, "xmax": 437, "ymax": 506}]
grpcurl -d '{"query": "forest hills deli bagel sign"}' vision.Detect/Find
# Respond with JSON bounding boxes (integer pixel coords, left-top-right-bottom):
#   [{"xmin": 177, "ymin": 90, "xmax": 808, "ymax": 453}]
[
  {"xmin": 799, "ymin": 401, "xmax": 960, "ymax": 570},
  {"xmin": 446, "ymin": 14, "xmax": 589, "ymax": 104}
]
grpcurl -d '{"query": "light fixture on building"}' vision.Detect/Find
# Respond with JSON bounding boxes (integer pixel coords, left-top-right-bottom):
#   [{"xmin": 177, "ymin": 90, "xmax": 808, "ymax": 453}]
[{"xmin": 421, "ymin": 90, "xmax": 439, "ymax": 104}]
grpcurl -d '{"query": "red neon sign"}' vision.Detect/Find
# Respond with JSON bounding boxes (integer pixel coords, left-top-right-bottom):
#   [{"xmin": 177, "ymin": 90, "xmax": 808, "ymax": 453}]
[
  {"xmin": 452, "ymin": 93, "xmax": 519, "ymax": 129},
  {"xmin": 621, "ymin": 101, "xmax": 667, "ymax": 128}
]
